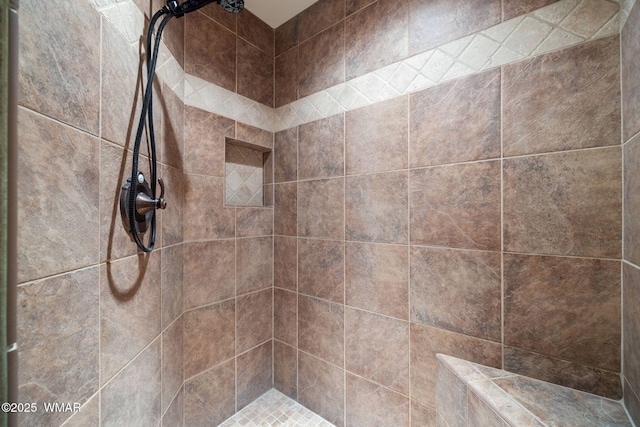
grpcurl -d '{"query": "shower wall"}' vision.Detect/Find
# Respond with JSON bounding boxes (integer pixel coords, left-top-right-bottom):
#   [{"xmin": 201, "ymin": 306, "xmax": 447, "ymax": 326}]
[
  {"xmin": 271, "ymin": 1, "xmax": 623, "ymax": 426},
  {"xmin": 622, "ymin": 1, "xmax": 640, "ymax": 424},
  {"xmin": 16, "ymin": 0, "xmax": 275, "ymax": 426}
]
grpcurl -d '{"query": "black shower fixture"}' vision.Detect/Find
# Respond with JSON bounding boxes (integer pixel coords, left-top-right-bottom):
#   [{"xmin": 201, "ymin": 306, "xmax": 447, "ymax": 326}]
[{"xmin": 120, "ymin": 0, "xmax": 244, "ymax": 252}]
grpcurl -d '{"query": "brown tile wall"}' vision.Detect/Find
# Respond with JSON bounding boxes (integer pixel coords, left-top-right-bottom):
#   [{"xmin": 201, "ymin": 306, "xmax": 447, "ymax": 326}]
[
  {"xmin": 623, "ymin": 1, "xmax": 640, "ymax": 425},
  {"xmin": 16, "ymin": 1, "xmax": 274, "ymax": 426},
  {"xmin": 272, "ymin": 25, "xmax": 623, "ymax": 427}
]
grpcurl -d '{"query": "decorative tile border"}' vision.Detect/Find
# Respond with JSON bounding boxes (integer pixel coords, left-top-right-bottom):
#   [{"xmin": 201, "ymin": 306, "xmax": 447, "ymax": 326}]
[{"xmin": 93, "ymin": 0, "xmax": 620, "ymax": 134}]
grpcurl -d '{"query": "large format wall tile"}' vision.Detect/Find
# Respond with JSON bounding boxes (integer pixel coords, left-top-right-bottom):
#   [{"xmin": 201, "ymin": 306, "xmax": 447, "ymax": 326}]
[
  {"xmin": 623, "ymin": 0, "xmax": 640, "ymax": 141},
  {"xmin": 237, "ymin": 38, "xmax": 274, "ymax": 107},
  {"xmin": 298, "ymin": 238, "xmax": 345, "ymax": 303},
  {"xmin": 18, "ymin": 268, "xmax": 99, "ymax": 427},
  {"xmin": 275, "ymin": 47, "xmax": 299, "ymax": 108},
  {"xmin": 185, "ymin": 11, "xmax": 236, "ymax": 92},
  {"xmin": 504, "ymin": 0, "xmax": 558, "ymax": 20},
  {"xmin": 346, "ymin": 374, "xmax": 410, "ymax": 427},
  {"xmin": 345, "ymin": 308, "xmax": 410, "ymax": 394},
  {"xmin": 275, "ymin": 182, "xmax": 298, "ymax": 236},
  {"xmin": 503, "ymin": 36, "xmax": 620, "ymax": 157},
  {"xmin": 161, "ymin": 83, "xmax": 184, "ymax": 170},
  {"xmin": 274, "ymin": 236, "xmax": 297, "ymax": 290},
  {"xmin": 299, "ymin": 115, "xmax": 345, "ymax": 180},
  {"xmin": 236, "ymin": 237, "xmax": 273, "ymax": 295},
  {"xmin": 184, "ymin": 174, "xmax": 235, "ymax": 240},
  {"xmin": 274, "ymin": 127, "xmax": 298, "ymax": 183},
  {"xmin": 298, "ymin": 22, "xmax": 345, "ymax": 98},
  {"xmin": 63, "ymin": 395, "xmax": 100, "ymax": 427},
  {"xmin": 183, "ymin": 240, "xmax": 235, "ymax": 310},
  {"xmin": 184, "ymin": 106, "xmax": 235, "ymax": 177},
  {"xmin": 346, "ymin": 171, "xmax": 408, "ymax": 244},
  {"xmin": 410, "ymin": 323, "xmax": 501, "ymax": 406},
  {"xmin": 275, "ymin": 288, "xmax": 298, "ymax": 346},
  {"xmin": 101, "ymin": 339, "xmax": 161, "ymax": 427},
  {"xmin": 184, "ymin": 301, "xmax": 235, "ymax": 379},
  {"xmin": 345, "ymin": 242, "xmax": 408, "ymax": 319},
  {"xmin": 19, "ymin": 0, "xmax": 100, "ymax": 134},
  {"xmin": 298, "ymin": 295, "xmax": 344, "ymax": 366},
  {"xmin": 346, "ymin": 96, "xmax": 408, "ymax": 174},
  {"xmin": 100, "ymin": 253, "xmax": 161, "ymax": 384},
  {"xmin": 274, "ymin": 341, "xmax": 298, "ymax": 399},
  {"xmin": 626, "ymin": 134, "xmax": 640, "ymax": 266},
  {"xmin": 345, "ymin": 0, "xmax": 409, "ymax": 80},
  {"xmin": 237, "ymin": 9, "xmax": 274, "ymax": 55},
  {"xmin": 18, "ymin": 108, "xmax": 100, "ymax": 283},
  {"xmin": 410, "ymin": 161, "xmax": 500, "ymax": 250},
  {"xmin": 160, "ymin": 164, "xmax": 185, "ymax": 247},
  {"xmin": 410, "ymin": 69, "xmax": 500, "ymax": 168},
  {"xmin": 298, "ymin": 352, "xmax": 345, "ymax": 427},
  {"xmin": 409, "ymin": 0, "xmax": 500, "ymax": 55},
  {"xmin": 504, "ymin": 254, "xmax": 621, "ymax": 372},
  {"xmin": 624, "ymin": 264, "xmax": 640, "ymax": 398},
  {"xmin": 504, "ymin": 148, "xmax": 622, "ymax": 258},
  {"xmin": 299, "ymin": 0, "xmax": 345, "ymax": 43},
  {"xmin": 410, "ymin": 247, "xmax": 501, "ymax": 342},
  {"xmin": 162, "ymin": 316, "xmax": 184, "ymax": 414},
  {"xmin": 162, "ymin": 388, "xmax": 184, "ymax": 427},
  {"xmin": 236, "ymin": 289, "xmax": 273, "ymax": 353},
  {"xmin": 236, "ymin": 207, "xmax": 273, "ymax": 237},
  {"xmin": 298, "ymin": 178, "xmax": 345, "ymax": 239},
  {"xmin": 276, "ymin": 16, "xmax": 298, "ymax": 56},
  {"xmin": 237, "ymin": 341, "xmax": 273, "ymax": 409},
  {"xmin": 503, "ymin": 346, "xmax": 622, "ymax": 399},
  {"xmin": 184, "ymin": 360, "xmax": 235, "ymax": 427},
  {"xmin": 161, "ymin": 245, "xmax": 184, "ymax": 329}
]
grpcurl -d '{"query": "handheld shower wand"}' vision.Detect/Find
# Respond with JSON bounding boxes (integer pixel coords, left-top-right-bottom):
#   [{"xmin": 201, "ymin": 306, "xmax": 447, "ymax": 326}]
[{"xmin": 120, "ymin": 0, "xmax": 244, "ymax": 253}]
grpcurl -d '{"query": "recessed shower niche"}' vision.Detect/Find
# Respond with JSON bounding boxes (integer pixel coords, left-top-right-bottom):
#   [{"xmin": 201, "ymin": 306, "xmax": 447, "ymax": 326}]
[{"xmin": 225, "ymin": 137, "xmax": 272, "ymax": 207}]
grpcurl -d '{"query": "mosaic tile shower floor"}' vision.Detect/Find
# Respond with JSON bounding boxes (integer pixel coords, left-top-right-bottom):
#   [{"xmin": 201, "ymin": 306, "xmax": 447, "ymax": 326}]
[{"xmin": 219, "ymin": 389, "xmax": 336, "ymax": 427}]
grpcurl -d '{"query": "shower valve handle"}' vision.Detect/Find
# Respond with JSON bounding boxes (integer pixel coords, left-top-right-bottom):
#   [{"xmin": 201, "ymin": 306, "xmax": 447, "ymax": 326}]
[{"xmin": 136, "ymin": 178, "xmax": 167, "ymax": 215}]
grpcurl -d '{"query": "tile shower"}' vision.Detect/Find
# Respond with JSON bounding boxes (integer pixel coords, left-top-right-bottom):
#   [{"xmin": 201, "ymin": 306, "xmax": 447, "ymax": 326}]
[{"xmin": 12, "ymin": 1, "xmax": 640, "ymax": 427}]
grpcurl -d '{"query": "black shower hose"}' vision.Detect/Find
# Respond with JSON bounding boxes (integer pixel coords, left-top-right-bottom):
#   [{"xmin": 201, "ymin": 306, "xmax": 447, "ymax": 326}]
[{"xmin": 128, "ymin": 8, "xmax": 174, "ymax": 252}]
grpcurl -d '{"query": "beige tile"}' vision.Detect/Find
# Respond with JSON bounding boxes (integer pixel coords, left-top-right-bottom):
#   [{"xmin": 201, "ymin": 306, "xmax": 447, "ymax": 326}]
[
  {"xmin": 468, "ymin": 390, "xmax": 509, "ymax": 427},
  {"xmin": 503, "ymin": 148, "xmax": 622, "ymax": 258},
  {"xmin": 345, "ymin": 242, "xmax": 408, "ymax": 319},
  {"xmin": 299, "ymin": 295, "xmax": 344, "ymax": 366},
  {"xmin": 346, "ymin": 172, "xmax": 408, "ymax": 244},
  {"xmin": 411, "ymin": 401, "xmax": 437, "ymax": 427},
  {"xmin": 162, "ymin": 388, "xmax": 184, "ymax": 427},
  {"xmin": 184, "ymin": 301, "xmax": 235, "ymax": 378},
  {"xmin": 19, "ymin": 0, "xmax": 100, "ymax": 134},
  {"xmin": 62, "ymin": 394, "xmax": 100, "ymax": 427},
  {"xmin": 225, "ymin": 144, "xmax": 265, "ymax": 207},
  {"xmin": 346, "ymin": 374, "xmax": 409, "ymax": 427},
  {"xmin": 504, "ymin": 254, "xmax": 621, "ymax": 372},
  {"xmin": 160, "ymin": 83, "xmax": 184, "ymax": 170},
  {"xmin": 298, "ymin": 238, "xmax": 345, "ymax": 303},
  {"xmin": 17, "ymin": 268, "xmax": 99, "ymax": 427},
  {"xmin": 18, "ymin": 108, "xmax": 99, "ymax": 283},
  {"xmin": 100, "ymin": 253, "xmax": 161, "ymax": 384},
  {"xmin": 346, "ymin": 97, "xmax": 408, "ymax": 175},
  {"xmin": 625, "ymin": 134, "xmax": 640, "ymax": 266},
  {"xmin": 237, "ymin": 342, "xmax": 273, "ymax": 410},
  {"xmin": 410, "ymin": 161, "xmax": 501, "ymax": 250},
  {"xmin": 410, "ymin": 247, "xmax": 501, "ymax": 342},
  {"xmin": 345, "ymin": 308, "xmax": 409, "ymax": 394},
  {"xmin": 561, "ymin": 0, "xmax": 618, "ymax": 38},
  {"xmin": 237, "ymin": 289, "xmax": 273, "ymax": 353},
  {"xmin": 236, "ymin": 237, "xmax": 273, "ymax": 295},
  {"xmin": 101, "ymin": 339, "xmax": 161, "ymax": 427},
  {"xmin": 160, "ymin": 164, "xmax": 185, "ymax": 247},
  {"xmin": 298, "ymin": 178, "xmax": 345, "ymax": 239},
  {"xmin": 624, "ymin": 264, "xmax": 640, "ymax": 398},
  {"xmin": 623, "ymin": 0, "xmax": 640, "ymax": 141},
  {"xmin": 437, "ymin": 362, "xmax": 468, "ymax": 427}
]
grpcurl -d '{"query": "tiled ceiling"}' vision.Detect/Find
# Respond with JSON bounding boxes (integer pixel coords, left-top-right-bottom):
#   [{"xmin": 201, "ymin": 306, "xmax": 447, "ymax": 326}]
[{"xmin": 244, "ymin": 0, "xmax": 320, "ymax": 28}]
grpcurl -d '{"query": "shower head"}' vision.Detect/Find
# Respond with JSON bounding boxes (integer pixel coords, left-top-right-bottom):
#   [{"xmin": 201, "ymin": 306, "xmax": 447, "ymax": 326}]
[{"xmin": 166, "ymin": 0, "xmax": 244, "ymax": 17}]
